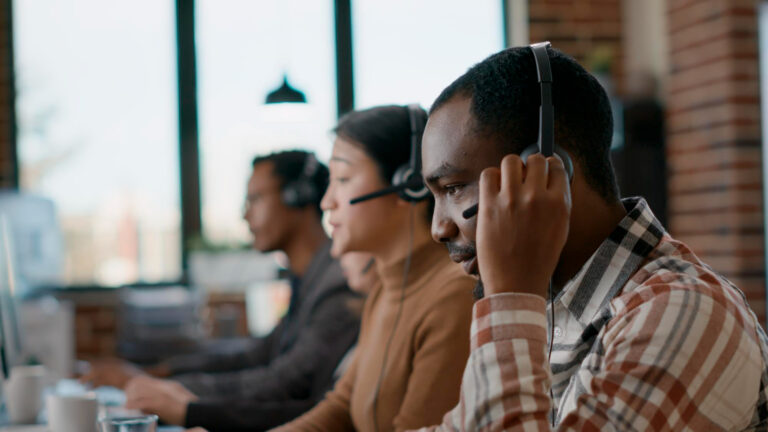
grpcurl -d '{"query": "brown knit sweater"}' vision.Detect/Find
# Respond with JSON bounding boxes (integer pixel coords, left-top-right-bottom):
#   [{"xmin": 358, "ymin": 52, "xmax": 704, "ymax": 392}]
[{"xmin": 272, "ymin": 239, "xmax": 474, "ymax": 432}]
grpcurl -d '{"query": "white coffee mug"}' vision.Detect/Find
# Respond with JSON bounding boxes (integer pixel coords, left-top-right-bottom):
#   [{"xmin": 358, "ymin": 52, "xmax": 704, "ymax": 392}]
[
  {"xmin": 46, "ymin": 393, "xmax": 98, "ymax": 432},
  {"xmin": 4, "ymin": 365, "xmax": 47, "ymax": 424}
]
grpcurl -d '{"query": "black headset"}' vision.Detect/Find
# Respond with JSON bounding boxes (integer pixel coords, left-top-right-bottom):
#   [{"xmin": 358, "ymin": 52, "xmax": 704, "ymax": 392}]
[
  {"xmin": 463, "ymin": 41, "xmax": 574, "ymax": 219},
  {"xmin": 349, "ymin": 104, "xmax": 430, "ymax": 205},
  {"xmin": 281, "ymin": 152, "xmax": 321, "ymax": 208}
]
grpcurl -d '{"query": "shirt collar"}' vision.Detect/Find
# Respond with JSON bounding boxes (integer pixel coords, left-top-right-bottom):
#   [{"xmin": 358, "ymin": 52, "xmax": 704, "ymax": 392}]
[{"xmin": 555, "ymin": 197, "xmax": 667, "ymax": 326}]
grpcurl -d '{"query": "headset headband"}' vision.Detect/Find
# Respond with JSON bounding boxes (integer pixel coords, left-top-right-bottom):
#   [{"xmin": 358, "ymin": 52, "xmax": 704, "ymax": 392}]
[
  {"xmin": 407, "ymin": 104, "xmax": 423, "ymax": 177},
  {"xmin": 301, "ymin": 153, "xmax": 318, "ymax": 178},
  {"xmin": 530, "ymin": 41, "xmax": 554, "ymax": 157}
]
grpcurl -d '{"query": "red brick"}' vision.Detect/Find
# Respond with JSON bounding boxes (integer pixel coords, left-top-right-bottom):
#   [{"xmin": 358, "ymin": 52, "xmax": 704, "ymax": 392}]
[
  {"xmin": 669, "ymin": 209, "xmax": 764, "ymax": 235},
  {"xmin": 667, "ymin": 123, "xmax": 761, "ymax": 153},
  {"xmin": 668, "ymin": 166, "xmax": 762, "ymax": 194},
  {"xmin": 667, "ymin": 189, "xmax": 763, "ymax": 214},
  {"xmin": 675, "ymin": 232, "xmax": 764, "ymax": 256},
  {"xmin": 668, "ymin": 0, "xmax": 727, "ymax": 33},
  {"xmin": 666, "ymin": 146, "xmax": 761, "ymax": 173}
]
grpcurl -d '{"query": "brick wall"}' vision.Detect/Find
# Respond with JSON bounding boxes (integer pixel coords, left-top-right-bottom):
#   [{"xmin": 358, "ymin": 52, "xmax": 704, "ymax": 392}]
[
  {"xmin": 62, "ymin": 290, "xmax": 247, "ymax": 360},
  {"xmin": 75, "ymin": 303, "xmax": 118, "ymax": 359},
  {"xmin": 530, "ymin": 0, "xmax": 766, "ymax": 323},
  {"xmin": 665, "ymin": 0, "xmax": 765, "ymax": 321},
  {"xmin": 529, "ymin": 0, "xmax": 624, "ymax": 93}
]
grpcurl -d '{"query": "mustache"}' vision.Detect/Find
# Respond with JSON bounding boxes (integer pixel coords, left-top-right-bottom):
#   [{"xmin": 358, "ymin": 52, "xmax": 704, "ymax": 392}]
[{"xmin": 445, "ymin": 242, "xmax": 476, "ymax": 256}]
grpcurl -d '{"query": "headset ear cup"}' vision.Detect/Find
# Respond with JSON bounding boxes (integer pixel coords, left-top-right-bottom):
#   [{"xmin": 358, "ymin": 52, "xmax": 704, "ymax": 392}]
[
  {"xmin": 392, "ymin": 164, "xmax": 430, "ymax": 202},
  {"xmin": 282, "ymin": 181, "xmax": 318, "ymax": 207},
  {"xmin": 555, "ymin": 147, "xmax": 574, "ymax": 183},
  {"xmin": 281, "ymin": 182, "xmax": 300, "ymax": 207},
  {"xmin": 520, "ymin": 144, "xmax": 574, "ymax": 183}
]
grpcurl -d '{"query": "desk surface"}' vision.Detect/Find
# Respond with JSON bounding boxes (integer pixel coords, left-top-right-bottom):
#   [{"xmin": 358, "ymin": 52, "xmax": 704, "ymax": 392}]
[
  {"xmin": 0, "ymin": 427, "xmax": 45, "ymax": 432},
  {"xmin": 0, "ymin": 427, "xmax": 184, "ymax": 432},
  {"xmin": 0, "ymin": 380, "xmax": 185, "ymax": 432}
]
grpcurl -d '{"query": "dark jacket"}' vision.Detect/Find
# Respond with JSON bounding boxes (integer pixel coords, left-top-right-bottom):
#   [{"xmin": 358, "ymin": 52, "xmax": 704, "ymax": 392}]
[
  {"xmin": 163, "ymin": 242, "xmax": 361, "ymax": 429},
  {"xmin": 184, "ymin": 340, "xmax": 357, "ymax": 431}
]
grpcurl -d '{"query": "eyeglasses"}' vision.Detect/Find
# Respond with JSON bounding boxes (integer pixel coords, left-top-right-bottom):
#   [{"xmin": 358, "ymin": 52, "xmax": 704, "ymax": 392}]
[
  {"xmin": 242, "ymin": 194, "xmax": 261, "ymax": 214},
  {"xmin": 242, "ymin": 189, "xmax": 280, "ymax": 214}
]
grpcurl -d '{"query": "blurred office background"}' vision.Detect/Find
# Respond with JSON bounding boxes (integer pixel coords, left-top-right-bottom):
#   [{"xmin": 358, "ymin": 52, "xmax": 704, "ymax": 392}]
[{"xmin": 0, "ymin": 0, "xmax": 763, "ymax": 363}]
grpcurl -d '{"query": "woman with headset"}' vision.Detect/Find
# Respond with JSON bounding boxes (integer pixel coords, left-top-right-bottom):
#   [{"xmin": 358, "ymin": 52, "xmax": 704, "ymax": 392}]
[{"xmin": 271, "ymin": 105, "xmax": 475, "ymax": 432}]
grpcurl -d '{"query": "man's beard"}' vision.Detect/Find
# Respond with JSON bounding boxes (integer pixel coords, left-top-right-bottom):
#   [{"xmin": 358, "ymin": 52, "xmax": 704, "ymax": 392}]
[
  {"xmin": 445, "ymin": 242, "xmax": 483, "ymax": 299},
  {"xmin": 446, "ymin": 242, "xmax": 476, "ymax": 257},
  {"xmin": 473, "ymin": 279, "xmax": 485, "ymax": 300}
]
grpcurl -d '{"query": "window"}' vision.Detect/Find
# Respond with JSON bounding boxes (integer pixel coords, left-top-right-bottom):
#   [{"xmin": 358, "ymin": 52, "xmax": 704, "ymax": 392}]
[
  {"xmin": 197, "ymin": 0, "xmax": 336, "ymax": 246},
  {"xmin": 352, "ymin": 0, "xmax": 505, "ymax": 109},
  {"xmin": 11, "ymin": 1, "xmax": 510, "ymax": 287},
  {"xmin": 13, "ymin": 0, "xmax": 180, "ymax": 286}
]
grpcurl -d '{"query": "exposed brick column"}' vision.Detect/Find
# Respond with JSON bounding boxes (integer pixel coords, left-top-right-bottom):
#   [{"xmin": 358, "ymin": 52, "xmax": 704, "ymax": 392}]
[
  {"xmin": 0, "ymin": 0, "xmax": 15, "ymax": 188},
  {"xmin": 528, "ymin": 0, "xmax": 624, "ymax": 92},
  {"xmin": 666, "ymin": 0, "xmax": 765, "ymax": 322}
]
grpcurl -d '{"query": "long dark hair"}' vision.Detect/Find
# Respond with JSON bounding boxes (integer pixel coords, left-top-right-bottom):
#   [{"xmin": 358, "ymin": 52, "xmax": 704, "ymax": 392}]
[{"xmin": 334, "ymin": 105, "xmax": 427, "ymax": 185}]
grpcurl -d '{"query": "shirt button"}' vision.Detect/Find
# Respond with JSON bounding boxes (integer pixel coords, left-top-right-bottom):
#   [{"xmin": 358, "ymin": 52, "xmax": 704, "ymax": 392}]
[{"xmin": 553, "ymin": 326, "xmax": 563, "ymax": 338}]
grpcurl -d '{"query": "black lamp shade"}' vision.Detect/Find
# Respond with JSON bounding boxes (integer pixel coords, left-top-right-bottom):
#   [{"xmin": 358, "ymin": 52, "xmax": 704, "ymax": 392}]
[{"xmin": 265, "ymin": 76, "xmax": 307, "ymax": 104}]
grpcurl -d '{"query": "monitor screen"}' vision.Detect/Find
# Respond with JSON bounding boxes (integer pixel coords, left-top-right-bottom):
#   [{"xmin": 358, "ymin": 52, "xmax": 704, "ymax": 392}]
[
  {"xmin": 0, "ymin": 192, "xmax": 63, "ymax": 295},
  {"xmin": 0, "ymin": 215, "xmax": 24, "ymax": 378}
]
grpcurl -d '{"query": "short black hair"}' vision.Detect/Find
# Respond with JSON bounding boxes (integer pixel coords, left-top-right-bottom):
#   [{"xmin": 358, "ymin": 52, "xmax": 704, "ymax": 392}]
[
  {"xmin": 334, "ymin": 105, "xmax": 434, "ymax": 222},
  {"xmin": 251, "ymin": 150, "xmax": 329, "ymax": 216},
  {"xmin": 431, "ymin": 46, "xmax": 619, "ymax": 201}
]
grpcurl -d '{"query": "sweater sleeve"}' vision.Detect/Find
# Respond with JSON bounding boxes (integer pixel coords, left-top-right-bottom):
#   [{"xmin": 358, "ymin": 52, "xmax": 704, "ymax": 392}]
[
  {"xmin": 391, "ymin": 279, "xmax": 473, "ymax": 432},
  {"xmin": 175, "ymin": 288, "xmax": 359, "ymax": 401},
  {"xmin": 269, "ymin": 351, "xmax": 359, "ymax": 431},
  {"xmin": 185, "ymin": 397, "xmax": 319, "ymax": 432},
  {"xmin": 163, "ymin": 327, "xmax": 278, "ymax": 376}
]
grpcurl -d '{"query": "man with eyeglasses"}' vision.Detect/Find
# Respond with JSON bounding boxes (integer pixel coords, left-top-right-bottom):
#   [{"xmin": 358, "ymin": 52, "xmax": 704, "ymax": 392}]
[{"xmin": 83, "ymin": 150, "xmax": 362, "ymax": 431}]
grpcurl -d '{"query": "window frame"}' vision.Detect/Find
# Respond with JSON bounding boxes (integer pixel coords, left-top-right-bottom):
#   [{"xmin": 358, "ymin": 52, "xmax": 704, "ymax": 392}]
[{"xmin": 6, "ymin": 0, "xmax": 510, "ymax": 289}]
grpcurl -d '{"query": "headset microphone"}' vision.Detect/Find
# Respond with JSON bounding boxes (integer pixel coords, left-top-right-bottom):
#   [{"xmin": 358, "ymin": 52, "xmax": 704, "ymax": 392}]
[
  {"xmin": 462, "ymin": 42, "xmax": 573, "ymax": 220},
  {"xmin": 361, "ymin": 257, "xmax": 376, "ymax": 275},
  {"xmin": 349, "ymin": 182, "xmax": 414, "ymax": 205},
  {"xmin": 349, "ymin": 104, "xmax": 430, "ymax": 205}
]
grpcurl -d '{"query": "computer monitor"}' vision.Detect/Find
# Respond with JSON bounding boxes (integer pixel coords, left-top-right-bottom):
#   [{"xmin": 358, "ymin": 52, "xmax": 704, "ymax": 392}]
[
  {"xmin": 0, "ymin": 192, "xmax": 63, "ymax": 296},
  {"xmin": 0, "ymin": 215, "xmax": 24, "ymax": 379}
]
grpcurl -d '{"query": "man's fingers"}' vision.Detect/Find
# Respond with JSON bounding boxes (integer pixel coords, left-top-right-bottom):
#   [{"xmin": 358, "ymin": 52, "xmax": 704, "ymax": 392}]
[
  {"xmin": 479, "ymin": 167, "xmax": 502, "ymax": 212},
  {"xmin": 546, "ymin": 156, "xmax": 571, "ymax": 205},
  {"xmin": 523, "ymin": 153, "xmax": 547, "ymax": 190},
  {"xmin": 546, "ymin": 156, "xmax": 567, "ymax": 189},
  {"xmin": 125, "ymin": 392, "xmax": 154, "ymax": 410},
  {"xmin": 124, "ymin": 395, "xmax": 142, "ymax": 410},
  {"xmin": 500, "ymin": 154, "xmax": 524, "ymax": 196}
]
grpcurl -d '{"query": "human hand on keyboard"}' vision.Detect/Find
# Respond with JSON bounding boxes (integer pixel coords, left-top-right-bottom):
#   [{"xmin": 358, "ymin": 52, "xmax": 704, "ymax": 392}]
[
  {"xmin": 125, "ymin": 376, "xmax": 199, "ymax": 426},
  {"xmin": 79, "ymin": 358, "xmax": 146, "ymax": 389}
]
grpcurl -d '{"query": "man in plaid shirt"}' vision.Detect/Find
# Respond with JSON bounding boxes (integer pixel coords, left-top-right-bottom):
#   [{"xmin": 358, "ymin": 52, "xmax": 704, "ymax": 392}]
[{"xmin": 418, "ymin": 45, "xmax": 768, "ymax": 431}]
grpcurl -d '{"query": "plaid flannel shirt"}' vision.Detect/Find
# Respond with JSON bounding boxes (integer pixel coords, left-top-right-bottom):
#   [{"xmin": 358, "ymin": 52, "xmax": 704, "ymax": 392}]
[{"xmin": 414, "ymin": 197, "xmax": 768, "ymax": 431}]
